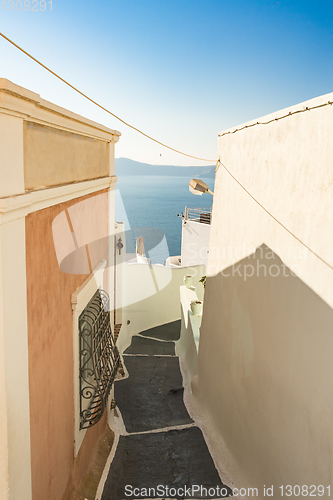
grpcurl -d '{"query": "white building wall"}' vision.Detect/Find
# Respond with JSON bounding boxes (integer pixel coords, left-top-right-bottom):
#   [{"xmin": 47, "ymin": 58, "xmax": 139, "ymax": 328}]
[
  {"xmin": 177, "ymin": 285, "xmax": 201, "ymax": 386},
  {"xmin": 117, "ymin": 263, "xmax": 206, "ymax": 355},
  {"xmin": 196, "ymin": 92, "xmax": 333, "ymax": 495},
  {"xmin": 181, "ymin": 219, "xmax": 211, "ymax": 267},
  {"xmin": 114, "ymin": 221, "xmax": 125, "ymax": 326}
]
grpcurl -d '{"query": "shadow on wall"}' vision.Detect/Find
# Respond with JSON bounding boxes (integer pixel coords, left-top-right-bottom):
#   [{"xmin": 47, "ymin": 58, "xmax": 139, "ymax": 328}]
[
  {"xmin": 197, "ymin": 244, "xmax": 333, "ymax": 493},
  {"xmin": 118, "ymin": 264, "xmax": 206, "ymax": 354}
]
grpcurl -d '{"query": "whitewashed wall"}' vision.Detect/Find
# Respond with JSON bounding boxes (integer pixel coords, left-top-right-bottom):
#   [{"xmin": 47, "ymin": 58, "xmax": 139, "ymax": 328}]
[
  {"xmin": 117, "ymin": 263, "xmax": 205, "ymax": 355},
  {"xmin": 176, "ymin": 286, "xmax": 201, "ymax": 387},
  {"xmin": 196, "ymin": 92, "xmax": 333, "ymax": 495},
  {"xmin": 181, "ymin": 219, "xmax": 211, "ymax": 267}
]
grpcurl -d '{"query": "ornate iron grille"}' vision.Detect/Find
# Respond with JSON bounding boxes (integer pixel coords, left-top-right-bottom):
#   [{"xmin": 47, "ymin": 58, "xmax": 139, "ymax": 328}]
[{"xmin": 79, "ymin": 289, "xmax": 120, "ymax": 429}]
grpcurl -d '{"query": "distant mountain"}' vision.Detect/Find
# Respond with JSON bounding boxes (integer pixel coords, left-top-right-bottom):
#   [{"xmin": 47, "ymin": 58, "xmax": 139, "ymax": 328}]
[{"xmin": 115, "ymin": 157, "xmax": 215, "ymax": 178}]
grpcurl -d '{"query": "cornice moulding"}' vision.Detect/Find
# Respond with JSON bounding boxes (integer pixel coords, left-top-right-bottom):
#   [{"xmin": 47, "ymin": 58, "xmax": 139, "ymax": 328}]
[
  {"xmin": 0, "ymin": 79, "xmax": 121, "ymax": 142},
  {"xmin": 0, "ymin": 176, "xmax": 117, "ymax": 225}
]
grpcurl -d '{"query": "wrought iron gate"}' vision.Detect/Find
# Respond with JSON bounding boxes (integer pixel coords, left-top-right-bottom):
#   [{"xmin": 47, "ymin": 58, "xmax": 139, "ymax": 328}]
[{"xmin": 79, "ymin": 289, "xmax": 120, "ymax": 429}]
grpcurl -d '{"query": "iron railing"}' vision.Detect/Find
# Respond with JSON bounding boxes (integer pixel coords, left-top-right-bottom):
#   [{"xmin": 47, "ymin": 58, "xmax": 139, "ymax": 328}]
[
  {"xmin": 79, "ymin": 289, "xmax": 120, "ymax": 429},
  {"xmin": 184, "ymin": 206, "xmax": 212, "ymax": 225}
]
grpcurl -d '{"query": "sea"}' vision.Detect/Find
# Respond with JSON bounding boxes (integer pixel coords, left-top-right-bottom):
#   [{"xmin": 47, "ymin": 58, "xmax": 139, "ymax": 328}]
[{"xmin": 115, "ymin": 175, "xmax": 215, "ymax": 264}]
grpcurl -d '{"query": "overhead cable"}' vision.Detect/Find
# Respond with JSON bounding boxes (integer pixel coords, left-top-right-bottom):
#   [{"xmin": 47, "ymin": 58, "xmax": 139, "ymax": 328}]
[
  {"xmin": 219, "ymin": 100, "xmax": 333, "ymax": 137},
  {"xmin": 0, "ymin": 31, "xmax": 215, "ymax": 163},
  {"xmin": 216, "ymin": 160, "xmax": 333, "ymax": 272},
  {"xmin": 1, "ymin": 31, "xmax": 332, "ymax": 272}
]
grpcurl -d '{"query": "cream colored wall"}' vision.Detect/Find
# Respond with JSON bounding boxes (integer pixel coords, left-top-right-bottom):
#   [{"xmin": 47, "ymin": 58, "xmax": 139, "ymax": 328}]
[
  {"xmin": 0, "ymin": 224, "xmax": 9, "ymax": 500},
  {"xmin": 196, "ymin": 92, "xmax": 333, "ymax": 495},
  {"xmin": 0, "ymin": 218, "xmax": 32, "ymax": 500},
  {"xmin": 0, "ymin": 78, "xmax": 120, "ymax": 192},
  {"xmin": 24, "ymin": 122, "xmax": 110, "ymax": 189},
  {"xmin": 0, "ymin": 114, "xmax": 24, "ymax": 197}
]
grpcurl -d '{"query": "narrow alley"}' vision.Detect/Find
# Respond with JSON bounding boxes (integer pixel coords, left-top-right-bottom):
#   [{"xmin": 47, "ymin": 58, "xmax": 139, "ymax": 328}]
[{"xmin": 99, "ymin": 321, "xmax": 232, "ymax": 499}]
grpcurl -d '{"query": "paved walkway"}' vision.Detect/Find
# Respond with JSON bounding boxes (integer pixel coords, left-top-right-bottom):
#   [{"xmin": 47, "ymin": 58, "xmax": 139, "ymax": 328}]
[{"xmin": 101, "ymin": 321, "xmax": 232, "ymax": 499}]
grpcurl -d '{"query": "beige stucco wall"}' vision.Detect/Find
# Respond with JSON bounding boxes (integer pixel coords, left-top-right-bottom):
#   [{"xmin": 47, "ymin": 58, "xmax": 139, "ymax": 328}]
[
  {"xmin": 196, "ymin": 93, "xmax": 333, "ymax": 495},
  {"xmin": 24, "ymin": 122, "xmax": 110, "ymax": 189},
  {"xmin": 0, "ymin": 113, "xmax": 24, "ymax": 197},
  {"xmin": 0, "ymin": 78, "xmax": 120, "ymax": 194}
]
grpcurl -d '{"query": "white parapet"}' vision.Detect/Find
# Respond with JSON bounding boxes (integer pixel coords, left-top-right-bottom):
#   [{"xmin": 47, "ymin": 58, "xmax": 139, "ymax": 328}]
[
  {"xmin": 117, "ymin": 263, "xmax": 206, "ymax": 355},
  {"xmin": 177, "ymin": 285, "xmax": 203, "ymax": 390}
]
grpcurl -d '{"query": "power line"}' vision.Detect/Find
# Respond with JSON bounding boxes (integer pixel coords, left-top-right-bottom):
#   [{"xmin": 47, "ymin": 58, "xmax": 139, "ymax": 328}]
[
  {"xmin": 0, "ymin": 31, "xmax": 215, "ymax": 163},
  {"xmin": 218, "ymin": 101, "xmax": 333, "ymax": 137},
  {"xmin": 1, "ymin": 31, "xmax": 332, "ymax": 272},
  {"xmin": 216, "ymin": 160, "xmax": 333, "ymax": 272}
]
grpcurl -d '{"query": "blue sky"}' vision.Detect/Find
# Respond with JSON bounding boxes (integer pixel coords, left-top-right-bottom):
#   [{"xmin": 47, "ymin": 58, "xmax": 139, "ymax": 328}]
[{"xmin": 1, "ymin": 0, "xmax": 333, "ymax": 165}]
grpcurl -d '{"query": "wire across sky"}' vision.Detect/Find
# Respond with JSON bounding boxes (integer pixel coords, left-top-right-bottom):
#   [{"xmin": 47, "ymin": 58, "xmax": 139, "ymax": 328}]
[
  {"xmin": 1, "ymin": 0, "xmax": 333, "ymax": 272},
  {"xmin": 1, "ymin": 0, "xmax": 333, "ymax": 165}
]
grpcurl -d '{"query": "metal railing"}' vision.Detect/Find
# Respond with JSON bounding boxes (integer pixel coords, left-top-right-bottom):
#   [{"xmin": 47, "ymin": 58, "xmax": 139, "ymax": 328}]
[{"xmin": 184, "ymin": 206, "xmax": 212, "ymax": 225}]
